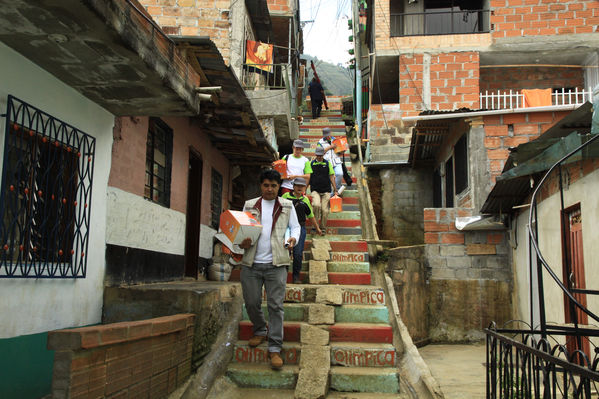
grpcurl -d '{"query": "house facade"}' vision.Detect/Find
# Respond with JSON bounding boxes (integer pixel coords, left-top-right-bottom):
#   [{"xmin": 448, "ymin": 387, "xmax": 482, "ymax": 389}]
[
  {"xmin": 352, "ymin": 0, "xmax": 599, "ymax": 342},
  {"xmin": 0, "ymin": 0, "xmax": 276, "ymax": 397}
]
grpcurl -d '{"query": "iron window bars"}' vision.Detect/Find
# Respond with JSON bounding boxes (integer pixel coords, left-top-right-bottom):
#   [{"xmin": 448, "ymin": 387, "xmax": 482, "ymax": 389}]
[
  {"xmin": 144, "ymin": 117, "xmax": 172, "ymax": 208},
  {"xmin": 0, "ymin": 95, "xmax": 96, "ymax": 278}
]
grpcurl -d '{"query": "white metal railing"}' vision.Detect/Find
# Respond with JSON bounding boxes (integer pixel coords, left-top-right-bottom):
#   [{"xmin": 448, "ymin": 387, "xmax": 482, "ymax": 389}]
[{"xmin": 479, "ymin": 87, "xmax": 593, "ymax": 110}]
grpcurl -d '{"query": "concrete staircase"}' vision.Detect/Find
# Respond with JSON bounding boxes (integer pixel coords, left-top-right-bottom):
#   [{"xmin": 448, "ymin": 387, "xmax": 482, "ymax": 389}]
[{"xmin": 225, "ymin": 102, "xmax": 406, "ymax": 398}]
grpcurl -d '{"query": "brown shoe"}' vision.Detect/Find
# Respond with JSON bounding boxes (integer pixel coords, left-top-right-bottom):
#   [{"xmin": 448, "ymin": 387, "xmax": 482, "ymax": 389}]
[
  {"xmin": 269, "ymin": 351, "xmax": 283, "ymax": 370},
  {"xmin": 248, "ymin": 334, "xmax": 267, "ymax": 347}
]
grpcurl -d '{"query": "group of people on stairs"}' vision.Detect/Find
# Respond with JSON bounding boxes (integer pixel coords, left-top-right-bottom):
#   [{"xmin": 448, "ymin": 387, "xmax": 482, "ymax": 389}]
[{"xmin": 236, "ymin": 124, "xmax": 350, "ymax": 370}]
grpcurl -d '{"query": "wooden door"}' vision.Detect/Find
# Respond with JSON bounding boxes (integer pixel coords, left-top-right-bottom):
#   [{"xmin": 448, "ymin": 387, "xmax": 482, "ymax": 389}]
[
  {"xmin": 563, "ymin": 205, "xmax": 590, "ymax": 362},
  {"xmin": 184, "ymin": 150, "xmax": 203, "ymax": 278}
]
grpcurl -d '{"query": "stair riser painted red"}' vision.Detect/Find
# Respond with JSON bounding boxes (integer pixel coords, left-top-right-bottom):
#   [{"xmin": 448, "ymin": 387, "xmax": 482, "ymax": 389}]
[
  {"xmin": 306, "ymin": 241, "xmax": 368, "ymax": 252},
  {"xmin": 230, "ymin": 270, "xmax": 370, "ymax": 285},
  {"xmin": 239, "ymin": 321, "xmax": 301, "ymax": 342},
  {"xmin": 329, "ymin": 325, "xmax": 393, "ymax": 343}
]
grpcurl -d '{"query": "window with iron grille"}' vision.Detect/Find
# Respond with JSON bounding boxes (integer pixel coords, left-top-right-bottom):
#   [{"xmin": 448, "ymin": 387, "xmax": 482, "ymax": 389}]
[
  {"xmin": 211, "ymin": 168, "xmax": 223, "ymax": 230},
  {"xmin": 0, "ymin": 95, "xmax": 95, "ymax": 278},
  {"xmin": 144, "ymin": 118, "xmax": 173, "ymax": 208}
]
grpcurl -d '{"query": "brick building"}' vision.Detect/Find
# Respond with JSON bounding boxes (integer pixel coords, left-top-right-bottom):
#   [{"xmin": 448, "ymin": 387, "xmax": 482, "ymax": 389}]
[
  {"xmin": 139, "ymin": 0, "xmax": 304, "ymax": 152},
  {"xmin": 352, "ymin": 0, "xmax": 599, "ymax": 341}
]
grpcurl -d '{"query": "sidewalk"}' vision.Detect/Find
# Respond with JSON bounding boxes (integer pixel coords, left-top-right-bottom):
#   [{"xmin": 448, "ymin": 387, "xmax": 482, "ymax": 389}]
[{"xmin": 418, "ymin": 343, "xmax": 486, "ymax": 399}]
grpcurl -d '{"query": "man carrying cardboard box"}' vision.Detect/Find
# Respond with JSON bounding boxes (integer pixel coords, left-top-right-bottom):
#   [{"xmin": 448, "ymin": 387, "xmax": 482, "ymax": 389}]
[{"xmin": 238, "ymin": 169, "xmax": 300, "ymax": 370}]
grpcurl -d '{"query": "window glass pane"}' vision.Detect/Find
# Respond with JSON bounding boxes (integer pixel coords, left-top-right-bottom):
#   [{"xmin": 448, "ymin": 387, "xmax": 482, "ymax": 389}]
[{"xmin": 154, "ymin": 148, "xmax": 166, "ymax": 167}]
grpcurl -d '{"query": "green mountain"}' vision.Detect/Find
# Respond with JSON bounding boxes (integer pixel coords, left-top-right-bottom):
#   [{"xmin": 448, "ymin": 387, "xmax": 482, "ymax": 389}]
[{"xmin": 302, "ymin": 55, "xmax": 353, "ymax": 97}]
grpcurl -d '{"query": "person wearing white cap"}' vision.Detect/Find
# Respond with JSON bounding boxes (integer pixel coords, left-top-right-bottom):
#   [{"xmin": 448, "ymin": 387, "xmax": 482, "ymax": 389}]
[
  {"xmin": 282, "ymin": 177, "xmax": 323, "ymax": 283},
  {"xmin": 280, "ymin": 139, "xmax": 312, "ymax": 195},
  {"xmin": 317, "ymin": 128, "xmax": 345, "ymax": 195},
  {"xmin": 309, "ymin": 145, "xmax": 338, "ymax": 233}
]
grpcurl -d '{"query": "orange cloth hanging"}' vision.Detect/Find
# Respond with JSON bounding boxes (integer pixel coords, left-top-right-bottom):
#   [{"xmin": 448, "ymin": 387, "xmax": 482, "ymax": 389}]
[{"xmin": 522, "ymin": 88, "xmax": 552, "ymax": 108}]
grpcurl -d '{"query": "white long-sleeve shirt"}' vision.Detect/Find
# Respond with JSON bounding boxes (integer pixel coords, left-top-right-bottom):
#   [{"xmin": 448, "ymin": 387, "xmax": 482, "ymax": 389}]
[{"xmin": 254, "ymin": 198, "xmax": 301, "ymax": 263}]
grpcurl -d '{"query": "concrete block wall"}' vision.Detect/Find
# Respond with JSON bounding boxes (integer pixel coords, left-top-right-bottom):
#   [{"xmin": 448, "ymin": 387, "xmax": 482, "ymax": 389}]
[
  {"xmin": 139, "ymin": 0, "xmax": 233, "ymax": 64},
  {"xmin": 367, "ymin": 104, "xmax": 411, "ymax": 162},
  {"xmin": 480, "ymin": 66, "xmax": 586, "ymax": 93},
  {"xmin": 482, "ymin": 111, "xmax": 571, "ymax": 181},
  {"xmin": 491, "ymin": 0, "xmax": 599, "ymax": 39},
  {"xmin": 422, "ymin": 207, "xmax": 512, "ymax": 341},
  {"xmin": 47, "ymin": 314, "xmax": 195, "ymax": 398},
  {"xmin": 367, "ymin": 167, "xmax": 432, "ymax": 245}
]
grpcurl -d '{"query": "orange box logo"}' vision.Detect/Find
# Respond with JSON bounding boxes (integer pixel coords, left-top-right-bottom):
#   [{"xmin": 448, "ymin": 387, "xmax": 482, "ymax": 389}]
[
  {"xmin": 330, "ymin": 195, "xmax": 342, "ymax": 213},
  {"xmin": 332, "ymin": 136, "xmax": 348, "ymax": 153},
  {"xmin": 272, "ymin": 159, "xmax": 287, "ymax": 179}
]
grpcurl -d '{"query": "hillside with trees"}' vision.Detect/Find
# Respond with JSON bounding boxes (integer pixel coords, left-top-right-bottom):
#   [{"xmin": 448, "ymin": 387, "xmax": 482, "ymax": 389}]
[{"xmin": 302, "ymin": 55, "xmax": 353, "ymax": 97}]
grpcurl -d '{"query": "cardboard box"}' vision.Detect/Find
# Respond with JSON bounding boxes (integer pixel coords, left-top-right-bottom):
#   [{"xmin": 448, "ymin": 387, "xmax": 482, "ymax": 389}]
[
  {"xmin": 220, "ymin": 210, "xmax": 263, "ymax": 246},
  {"xmin": 332, "ymin": 136, "xmax": 348, "ymax": 153},
  {"xmin": 272, "ymin": 159, "xmax": 287, "ymax": 178},
  {"xmin": 330, "ymin": 195, "xmax": 342, "ymax": 213}
]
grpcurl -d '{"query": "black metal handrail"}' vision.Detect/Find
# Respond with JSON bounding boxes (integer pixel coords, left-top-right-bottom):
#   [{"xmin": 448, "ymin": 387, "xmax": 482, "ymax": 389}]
[
  {"xmin": 390, "ymin": 9, "xmax": 490, "ymax": 37},
  {"xmin": 528, "ymin": 133, "xmax": 599, "ymax": 329},
  {"xmin": 486, "ymin": 323, "xmax": 599, "ymax": 399}
]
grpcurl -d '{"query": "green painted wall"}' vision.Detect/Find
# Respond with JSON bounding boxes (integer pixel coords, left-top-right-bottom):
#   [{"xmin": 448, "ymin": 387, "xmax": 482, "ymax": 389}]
[{"xmin": 0, "ymin": 332, "xmax": 54, "ymax": 399}]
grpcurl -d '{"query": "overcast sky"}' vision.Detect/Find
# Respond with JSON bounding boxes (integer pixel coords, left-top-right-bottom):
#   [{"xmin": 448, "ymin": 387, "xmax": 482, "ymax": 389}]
[{"xmin": 300, "ymin": 0, "xmax": 352, "ymax": 65}]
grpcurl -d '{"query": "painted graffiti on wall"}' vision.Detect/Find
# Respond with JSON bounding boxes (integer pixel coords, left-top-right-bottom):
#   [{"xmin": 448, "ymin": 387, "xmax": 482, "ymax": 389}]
[
  {"xmin": 331, "ymin": 253, "xmax": 366, "ymax": 262},
  {"xmin": 343, "ymin": 290, "xmax": 385, "ymax": 305},
  {"xmin": 235, "ymin": 346, "xmax": 298, "ymax": 364},
  {"xmin": 331, "ymin": 348, "xmax": 395, "ymax": 367},
  {"xmin": 263, "ymin": 287, "xmax": 304, "ymax": 302}
]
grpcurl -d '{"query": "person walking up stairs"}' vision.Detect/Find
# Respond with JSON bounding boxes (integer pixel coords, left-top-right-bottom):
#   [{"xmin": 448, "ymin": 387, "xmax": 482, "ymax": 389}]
[{"xmin": 223, "ymin": 98, "xmax": 407, "ymax": 398}]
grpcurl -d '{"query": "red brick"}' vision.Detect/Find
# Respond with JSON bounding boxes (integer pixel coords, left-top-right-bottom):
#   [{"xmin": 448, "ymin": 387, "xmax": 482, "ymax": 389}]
[
  {"xmin": 485, "ymin": 137, "xmax": 501, "ymax": 148},
  {"xmin": 483, "ymin": 115, "xmax": 502, "ymax": 125},
  {"xmin": 423, "ymin": 209, "xmax": 436, "ymax": 221},
  {"xmin": 528, "ymin": 112, "xmax": 555, "ymax": 123},
  {"xmin": 514, "ymin": 124, "xmax": 539, "ymax": 135},
  {"xmin": 424, "ymin": 221, "xmax": 449, "ymax": 232},
  {"xmin": 425, "ymin": 233, "xmax": 439, "ymax": 244},
  {"xmin": 487, "ymin": 233, "xmax": 505, "ymax": 244},
  {"xmin": 440, "ymin": 233, "xmax": 465, "ymax": 244},
  {"xmin": 485, "ymin": 125, "xmax": 508, "ymax": 136},
  {"xmin": 457, "ymin": 209, "xmax": 473, "ymax": 217},
  {"xmin": 488, "ymin": 149, "xmax": 510, "ymax": 160},
  {"xmin": 504, "ymin": 136, "xmax": 530, "ymax": 147},
  {"xmin": 502, "ymin": 113, "xmax": 527, "ymax": 124}
]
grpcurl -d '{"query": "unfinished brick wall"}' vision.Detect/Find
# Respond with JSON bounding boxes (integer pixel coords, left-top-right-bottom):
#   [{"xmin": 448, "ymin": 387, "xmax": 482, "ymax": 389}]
[
  {"xmin": 47, "ymin": 314, "xmax": 195, "ymax": 398},
  {"xmin": 482, "ymin": 111, "xmax": 571, "ymax": 181},
  {"xmin": 491, "ymin": 0, "xmax": 599, "ymax": 39},
  {"xmin": 266, "ymin": 0, "xmax": 293, "ymax": 14},
  {"xmin": 399, "ymin": 52, "xmax": 480, "ymax": 116},
  {"xmin": 139, "ymin": 0, "xmax": 233, "ymax": 64},
  {"xmin": 480, "ymin": 67, "xmax": 586, "ymax": 92}
]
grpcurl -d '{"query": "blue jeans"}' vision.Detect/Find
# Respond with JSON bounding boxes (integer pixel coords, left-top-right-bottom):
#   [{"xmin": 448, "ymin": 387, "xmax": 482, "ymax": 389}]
[{"xmin": 292, "ymin": 225, "xmax": 307, "ymax": 279}]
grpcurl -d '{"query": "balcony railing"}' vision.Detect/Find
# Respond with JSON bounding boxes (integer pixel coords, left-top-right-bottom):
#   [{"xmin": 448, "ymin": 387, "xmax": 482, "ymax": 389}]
[
  {"xmin": 241, "ymin": 63, "xmax": 290, "ymax": 90},
  {"xmin": 390, "ymin": 9, "xmax": 490, "ymax": 37},
  {"xmin": 480, "ymin": 88, "xmax": 593, "ymax": 110}
]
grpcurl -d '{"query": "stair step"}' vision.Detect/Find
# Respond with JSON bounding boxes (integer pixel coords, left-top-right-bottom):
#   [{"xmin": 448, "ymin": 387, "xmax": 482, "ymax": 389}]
[
  {"xmin": 264, "ymin": 284, "xmax": 384, "ymax": 304},
  {"xmin": 306, "ymin": 240, "xmax": 368, "ymax": 252},
  {"xmin": 230, "ymin": 270, "xmax": 370, "ymax": 285},
  {"xmin": 241, "ymin": 303, "xmax": 387, "ymax": 323},
  {"xmin": 307, "ymin": 227, "xmax": 362, "ymax": 236},
  {"xmin": 307, "ymin": 217, "xmax": 360, "ymax": 227},
  {"xmin": 327, "ymin": 393, "xmax": 408, "ymax": 399},
  {"xmin": 239, "ymin": 321, "xmax": 302, "ymax": 342},
  {"xmin": 218, "ymin": 388, "xmax": 296, "ymax": 399},
  {"xmin": 233, "ymin": 341, "xmax": 301, "ymax": 365},
  {"xmin": 330, "ymin": 366, "xmax": 400, "ymax": 393},
  {"xmin": 307, "ymin": 234, "xmax": 363, "ymax": 241},
  {"xmin": 335, "ymin": 305, "xmax": 389, "ymax": 324},
  {"xmin": 226, "ymin": 363, "xmax": 299, "ymax": 389},
  {"xmin": 331, "ymin": 342, "xmax": 397, "ymax": 367},
  {"xmin": 239, "ymin": 322, "xmax": 393, "ymax": 344},
  {"xmin": 300, "ymin": 261, "xmax": 370, "ymax": 273},
  {"xmin": 326, "ymin": 211, "xmax": 361, "ymax": 220},
  {"xmin": 303, "ymin": 251, "xmax": 369, "ymax": 263},
  {"xmin": 329, "ymin": 323, "xmax": 393, "ymax": 343}
]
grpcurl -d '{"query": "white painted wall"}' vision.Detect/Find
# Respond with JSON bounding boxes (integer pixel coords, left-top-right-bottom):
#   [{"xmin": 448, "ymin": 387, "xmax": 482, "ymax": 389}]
[
  {"xmin": 513, "ymin": 168, "xmax": 599, "ymax": 337},
  {"xmin": 0, "ymin": 42, "xmax": 114, "ymax": 338},
  {"xmin": 106, "ymin": 186, "xmax": 215, "ymax": 259}
]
